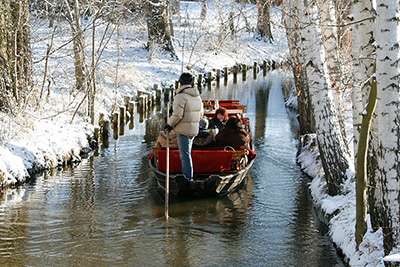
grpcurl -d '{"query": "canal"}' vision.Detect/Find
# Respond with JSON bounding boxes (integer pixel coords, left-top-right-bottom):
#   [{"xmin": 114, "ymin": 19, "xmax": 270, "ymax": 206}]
[{"xmin": 0, "ymin": 72, "xmax": 343, "ymax": 266}]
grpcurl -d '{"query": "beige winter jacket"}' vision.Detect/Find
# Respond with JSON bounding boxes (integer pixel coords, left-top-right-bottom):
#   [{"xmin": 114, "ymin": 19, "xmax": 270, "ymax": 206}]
[{"xmin": 168, "ymin": 85, "xmax": 203, "ymax": 137}]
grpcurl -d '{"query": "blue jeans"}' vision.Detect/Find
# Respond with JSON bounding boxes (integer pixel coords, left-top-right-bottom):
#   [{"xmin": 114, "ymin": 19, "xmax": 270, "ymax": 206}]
[{"xmin": 176, "ymin": 134, "xmax": 194, "ymax": 181}]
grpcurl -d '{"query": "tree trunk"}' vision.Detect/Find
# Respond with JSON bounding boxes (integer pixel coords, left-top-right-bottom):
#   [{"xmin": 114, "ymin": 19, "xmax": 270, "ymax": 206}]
[
  {"xmin": 350, "ymin": 0, "xmax": 375, "ymax": 162},
  {"xmin": 316, "ymin": 0, "xmax": 340, "ymax": 86},
  {"xmin": 0, "ymin": 0, "xmax": 31, "ymax": 110},
  {"xmin": 256, "ymin": 0, "xmax": 273, "ymax": 42},
  {"xmin": 146, "ymin": 0, "xmax": 175, "ymax": 55},
  {"xmin": 170, "ymin": 0, "xmax": 180, "ymax": 15},
  {"xmin": 200, "ymin": 0, "xmax": 207, "ymax": 20},
  {"xmin": 89, "ymin": 17, "xmax": 96, "ymax": 125},
  {"xmin": 355, "ymin": 78, "xmax": 377, "ymax": 247},
  {"xmin": 316, "ymin": 0, "xmax": 349, "ymax": 153},
  {"xmin": 301, "ymin": 1, "xmax": 350, "ymax": 195},
  {"xmin": 375, "ymin": 0, "xmax": 400, "ymax": 255},
  {"xmin": 69, "ymin": 0, "xmax": 87, "ymax": 92},
  {"xmin": 282, "ymin": 0, "xmax": 314, "ymax": 134},
  {"xmin": 350, "ymin": 0, "xmax": 382, "ymax": 232}
]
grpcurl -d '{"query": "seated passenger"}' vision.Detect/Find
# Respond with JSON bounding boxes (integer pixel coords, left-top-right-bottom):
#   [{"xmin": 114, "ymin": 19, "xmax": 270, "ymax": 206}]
[
  {"xmin": 208, "ymin": 107, "xmax": 228, "ymax": 131},
  {"xmin": 215, "ymin": 117, "xmax": 250, "ymax": 149},
  {"xmin": 154, "ymin": 130, "xmax": 178, "ymax": 148},
  {"xmin": 193, "ymin": 118, "xmax": 215, "ymax": 147}
]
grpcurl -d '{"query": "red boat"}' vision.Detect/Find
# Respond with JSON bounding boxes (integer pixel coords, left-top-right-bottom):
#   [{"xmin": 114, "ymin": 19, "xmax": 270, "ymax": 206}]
[{"xmin": 148, "ymin": 100, "xmax": 256, "ymax": 197}]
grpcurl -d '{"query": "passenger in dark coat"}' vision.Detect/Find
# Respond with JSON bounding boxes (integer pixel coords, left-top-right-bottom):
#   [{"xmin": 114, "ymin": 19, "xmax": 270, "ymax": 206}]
[
  {"xmin": 215, "ymin": 117, "xmax": 250, "ymax": 149},
  {"xmin": 194, "ymin": 117, "xmax": 215, "ymax": 147},
  {"xmin": 208, "ymin": 107, "xmax": 229, "ymax": 131}
]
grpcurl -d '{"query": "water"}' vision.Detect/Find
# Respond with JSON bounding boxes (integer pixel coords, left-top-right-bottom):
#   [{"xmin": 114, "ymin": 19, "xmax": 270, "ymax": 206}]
[{"xmin": 0, "ymin": 72, "xmax": 343, "ymax": 266}]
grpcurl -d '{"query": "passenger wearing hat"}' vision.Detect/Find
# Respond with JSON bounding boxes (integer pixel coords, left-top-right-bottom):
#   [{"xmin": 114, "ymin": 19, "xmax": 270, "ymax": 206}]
[
  {"xmin": 164, "ymin": 72, "xmax": 203, "ymax": 181},
  {"xmin": 193, "ymin": 117, "xmax": 215, "ymax": 147}
]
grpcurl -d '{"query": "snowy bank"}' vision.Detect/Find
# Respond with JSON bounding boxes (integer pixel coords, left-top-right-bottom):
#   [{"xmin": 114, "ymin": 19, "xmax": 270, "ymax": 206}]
[
  {"xmin": 297, "ymin": 134, "xmax": 385, "ymax": 266},
  {"xmin": 280, "ymin": 71, "xmax": 298, "ymax": 111},
  {"xmin": 0, "ymin": 114, "xmax": 92, "ymax": 189},
  {"xmin": 0, "ymin": 2, "xmax": 288, "ymax": 190}
]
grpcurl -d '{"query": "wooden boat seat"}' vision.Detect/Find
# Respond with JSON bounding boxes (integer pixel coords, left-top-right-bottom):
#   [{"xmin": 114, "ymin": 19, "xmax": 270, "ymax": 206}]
[{"xmin": 203, "ymin": 99, "xmax": 246, "ymax": 113}]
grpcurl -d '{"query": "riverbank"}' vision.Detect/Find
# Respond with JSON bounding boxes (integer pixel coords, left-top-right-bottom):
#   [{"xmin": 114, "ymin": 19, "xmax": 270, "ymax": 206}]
[
  {"xmin": 279, "ymin": 71, "xmax": 385, "ymax": 266},
  {"xmin": 0, "ymin": 1, "xmax": 288, "ymax": 190},
  {"xmin": 294, "ymin": 115, "xmax": 384, "ymax": 266}
]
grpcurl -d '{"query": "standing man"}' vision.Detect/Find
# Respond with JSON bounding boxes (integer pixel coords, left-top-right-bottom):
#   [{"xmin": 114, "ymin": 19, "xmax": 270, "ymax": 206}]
[{"xmin": 164, "ymin": 73, "xmax": 203, "ymax": 182}]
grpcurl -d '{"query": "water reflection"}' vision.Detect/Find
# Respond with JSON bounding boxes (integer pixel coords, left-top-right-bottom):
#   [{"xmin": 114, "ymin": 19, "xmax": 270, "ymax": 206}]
[
  {"xmin": 255, "ymin": 87, "xmax": 269, "ymax": 140},
  {"xmin": 0, "ymin": 72, "xmax": 343, "ymax": 266}
]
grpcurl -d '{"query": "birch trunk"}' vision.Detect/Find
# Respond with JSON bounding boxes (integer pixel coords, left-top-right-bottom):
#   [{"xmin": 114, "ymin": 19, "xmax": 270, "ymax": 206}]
[
  {"xmin": 301, "ymin": 1, "xmax": 350, "ymax": 195},
  {"xmin": 316, "ymin": 0, "xmax": 340, "ymax": 86},
  {"xmin": 351, "ymin": 0, "xmax": 375, "ymax": 161},
  {"xmin": 316, "ymin": 0, "xmax": 348, "ymax": 152},
  {"xmin": 350, "ymin": 0, "xmax": 381, "ymax": 231},
  {"xmin": 375, "ymin": 0, "xmax": 400, "ymax": 255},
  {"xmin": 282, "ymin": 0, "xmax": 314, "ymax": 134}
]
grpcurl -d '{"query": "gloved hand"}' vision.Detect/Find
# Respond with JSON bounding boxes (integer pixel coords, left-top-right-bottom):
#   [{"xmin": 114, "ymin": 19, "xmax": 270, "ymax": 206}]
[{"xmin": 164, "ymin": 124, "xmax": 173, "ymax": 132}]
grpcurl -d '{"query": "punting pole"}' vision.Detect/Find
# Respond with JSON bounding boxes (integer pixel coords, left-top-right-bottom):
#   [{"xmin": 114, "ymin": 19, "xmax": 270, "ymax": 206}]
[{"xmin": 165, "ymin": 102, "xmax": 170, "ymax": 221}]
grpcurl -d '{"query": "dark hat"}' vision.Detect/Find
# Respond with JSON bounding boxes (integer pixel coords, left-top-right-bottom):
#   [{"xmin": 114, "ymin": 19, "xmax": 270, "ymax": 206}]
[
  {"xmin": 199, "ymin": 117, "xmax": 209, "ymax": 131},
  {"xmin": 179, "ymin": 72, "xmax": 194, "ymax": 85}
]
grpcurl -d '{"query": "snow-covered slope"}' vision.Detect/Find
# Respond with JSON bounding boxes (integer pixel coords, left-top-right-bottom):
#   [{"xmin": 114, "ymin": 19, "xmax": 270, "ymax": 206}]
[
  {"xmin": 298, "ymin": 133, "xmax": 385, "ymax": 266},
  {"xmin": 0, "ymin": 1, "xmax": 288, "ymax": 188}
]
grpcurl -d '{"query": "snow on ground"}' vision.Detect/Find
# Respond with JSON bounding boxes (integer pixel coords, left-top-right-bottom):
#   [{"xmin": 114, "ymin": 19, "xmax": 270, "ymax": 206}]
[
  {"xmin": 0, "ymin": 1, "xmax": 288, "ymax": 188},
  {"xmin": 297, "ymin": 132, "xmax": 385, "ymax": 266}
]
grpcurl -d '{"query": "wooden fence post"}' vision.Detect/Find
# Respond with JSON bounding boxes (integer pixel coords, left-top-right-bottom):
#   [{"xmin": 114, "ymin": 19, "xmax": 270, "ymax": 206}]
[
  {"xmin": 163, "ymin": 89, "xmax": 169, "ymax": 104},
  {"xmin": 101, "ymin": 120, "xmax": 109, "ymax": 148},
  {"xmin": 207, "ymin": 72, "xmax": 212, "ymax": 85},
  {"xmin": 224, "ymin": 67, "xmax": 228, "ymax": 86},
  {"xmin": 155, "ymin": 84, "xmax": 161, "ymax": 105},
  {"xmin": 233, "ymin": 65, "xmax": 238, "ymax": 84},
  {"xmin": 147, "ymin": 93, "xmax": 152, "ymax": 111},
  {"xmin": 242, "ymin": 64, "xmax": 247, "ymax": 81},
  {"xmin": 263, "ymin": 60, "xmax": 267, "ymax": 77},
  {"xmin": 94, "ymin": 127, "xmax": 100, "ymax": 148},
  {"xmin": 123, "ymin": 96, "xmax": 130, "ymax": 109},
  {"xmin": 216, "ymin": 69, "xmax": 221, "ymax": 87},
  {"xmin": 98, "ymin": 113, "xmax": 105, "ymax": 128},
  {"xmin": 197, "ymin": 74, "xmax": 203, "ymax": 89},
  {"xmin": 142, "ymin": 95, "xmax": 148, "ymax": 114},
  {"xmin": 253, "ymin": 62, "xmax": 258, "ymax": 79},
  {"xmin": 112, "ymin": 112, "xmax": 119, "ymax": 140},
  {"xmin": 128, "ymin": 101, "xmax": 135, "ymax": 129},
  {"xmin": 119, "ymin": 106, "xmax": 125, "ymax": 136}
]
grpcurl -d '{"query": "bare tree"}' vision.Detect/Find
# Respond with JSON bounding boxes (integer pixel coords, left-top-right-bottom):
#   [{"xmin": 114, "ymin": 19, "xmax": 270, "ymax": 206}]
[
  {"xmin": 64, "ymin": 0, "xmax": 89, "ymax": 93},
  {"xmin": 146, "ymin": 0, "xmax": 175, "ymax": 55},
  {"xmin": 256, "ymin": 0, "xmax": 273, "ymax": 42},
  {"xmin": 0, "ymin": 0, "xmax": 31, "ymax": 111},
  {"xmin": 200, "ymin": 0, "xmax": 207, "ymax": 19}
]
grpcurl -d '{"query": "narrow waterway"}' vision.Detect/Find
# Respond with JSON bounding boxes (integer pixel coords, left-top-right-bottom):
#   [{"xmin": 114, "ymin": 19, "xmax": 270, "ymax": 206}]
[{"xmin": 0, "ymin": 72, "xmax": 343, "ymax": 266}]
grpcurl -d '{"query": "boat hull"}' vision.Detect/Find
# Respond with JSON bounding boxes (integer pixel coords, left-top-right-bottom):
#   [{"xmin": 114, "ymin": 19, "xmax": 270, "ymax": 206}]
[{"xmin": 148, "ymin": 157, "xmax": 254, "ymax": 198}]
